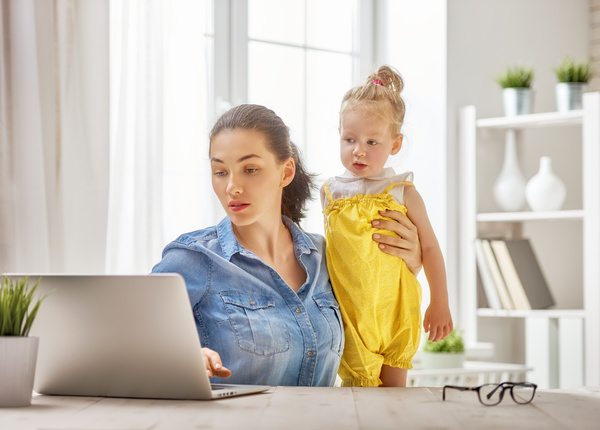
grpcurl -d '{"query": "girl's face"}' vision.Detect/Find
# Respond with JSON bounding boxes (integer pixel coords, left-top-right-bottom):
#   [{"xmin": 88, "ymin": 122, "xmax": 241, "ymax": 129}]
[
  {"xmin": 339, "ymin": 109, "xmax": 402, "ymax": 178},
  {"xmin": 210, "ymin": 129, "xmax": 294, "ymax": 227}
]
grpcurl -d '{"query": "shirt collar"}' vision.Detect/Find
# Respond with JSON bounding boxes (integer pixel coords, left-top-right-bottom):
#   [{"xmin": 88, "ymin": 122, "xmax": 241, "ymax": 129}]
[
  {"xmin": 216, "ymin": 215, "xmax": 316, "ymax": 261},
  {"xmin": 339, "ymin": 167, "xmax": 396, "ymax": 180}
]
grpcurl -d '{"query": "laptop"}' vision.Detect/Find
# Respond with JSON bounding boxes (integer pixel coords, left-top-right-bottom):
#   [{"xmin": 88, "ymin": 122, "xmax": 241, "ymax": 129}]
[{"xmin": 4, "ymin": 273, "xmax": 270, "ymax": 400}]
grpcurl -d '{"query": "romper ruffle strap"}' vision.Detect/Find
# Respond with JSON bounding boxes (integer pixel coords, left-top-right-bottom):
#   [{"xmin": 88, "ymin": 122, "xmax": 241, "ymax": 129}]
[
  {"xmin": 322, "ymin": 181, "xmax": 334, "ymax": 203},
  {"xmin": 382, "ymin": 181, "xmax": 414, "ymax": 194}
]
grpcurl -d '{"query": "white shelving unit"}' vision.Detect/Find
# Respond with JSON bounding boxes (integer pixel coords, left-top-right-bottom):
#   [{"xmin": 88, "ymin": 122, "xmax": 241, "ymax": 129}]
[{"xmin": 458, "ymin": 93, "xmax": 600, "ymax": 389}]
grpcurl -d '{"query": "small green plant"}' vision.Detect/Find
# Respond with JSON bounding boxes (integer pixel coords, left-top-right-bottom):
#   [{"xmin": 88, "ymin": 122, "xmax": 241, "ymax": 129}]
[
  {"xmin": 423, "ymin": 329, "xmax": 465, "ymax": 353},
  {"xmin": 553, "ymin": 57, "xmax": 594, "ymax": 83},
  {"xmin": 495, "ymin": 65, "xmax": 534, "ymax": 88},
  {"xmin": 0, "ymin": 276, "xmax": 45, "ymax": 336}
]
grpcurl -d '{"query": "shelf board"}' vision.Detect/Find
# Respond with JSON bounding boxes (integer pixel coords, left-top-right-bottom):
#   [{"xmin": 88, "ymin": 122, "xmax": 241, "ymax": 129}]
[
  {"xmin": 477, "ymin": 308, "xmax": 585, "ymax": 319},
  {"xmin": 476, "ymin": 110, "xmax": 583, "ymax": 129},
  {"xmin": 476, "ymin": 209, "xmax": 584, "ymax": 222}
]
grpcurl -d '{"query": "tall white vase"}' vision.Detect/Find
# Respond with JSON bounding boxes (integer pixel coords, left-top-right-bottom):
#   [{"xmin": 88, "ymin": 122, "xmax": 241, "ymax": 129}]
[
  {"xmin": 525, "ymin": 156, "xmax": 566, "ymax": 211},
  {"xmin": 493, "ymin": 131, "xmax": 526, "ymax": 211}
]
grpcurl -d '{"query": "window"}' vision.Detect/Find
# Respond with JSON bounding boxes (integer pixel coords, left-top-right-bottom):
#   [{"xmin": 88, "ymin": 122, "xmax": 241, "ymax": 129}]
[
  {"xmin": 110, "ymin": 0, "xmax": 374, "ymax": 269},
  {"xmin": 213, "ymin": 0, "xmax": 373, "ymax": 232}
]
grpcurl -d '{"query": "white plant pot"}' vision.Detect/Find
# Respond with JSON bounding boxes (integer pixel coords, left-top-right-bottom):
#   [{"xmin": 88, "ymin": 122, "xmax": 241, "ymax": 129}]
[
  {"xmin": 526, "ymin": 156, "xmax": 566, "ymax": 211},
  {"xmin": 503, "ymin": 88, "xmax": 533, "ymax": 116},
  {"xmin": 421, "ymin": 352, "xmax": 466, "ymax": 370},
  {"xmin": 0, "ymin": 337, "xmax": 39, "ymax": 407},
  {"xmin": 555, "ymin": 82, "xmax": 586, "ymax": 112}
]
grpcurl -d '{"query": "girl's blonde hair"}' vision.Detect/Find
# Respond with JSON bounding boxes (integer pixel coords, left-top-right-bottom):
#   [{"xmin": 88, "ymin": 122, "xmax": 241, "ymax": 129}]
[{"xmin": 340, "ymin": 65, "xmax": 405, "ymax": 136}]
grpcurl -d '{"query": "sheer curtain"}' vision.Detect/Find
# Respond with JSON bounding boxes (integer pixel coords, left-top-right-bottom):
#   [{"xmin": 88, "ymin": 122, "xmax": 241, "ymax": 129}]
[
  {"xmin": 0, "ymin": 0, "xmax": 109, "ymax": 274},
  {"xmin": 107, "ymin": 0, "xmax": 213, "ymax": 273}
]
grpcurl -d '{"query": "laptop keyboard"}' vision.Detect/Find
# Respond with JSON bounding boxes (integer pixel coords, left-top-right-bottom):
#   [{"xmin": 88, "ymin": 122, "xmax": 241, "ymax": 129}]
[{"xmin": 210, "ymin": 384, "xmax": 231, "ymax": 391}]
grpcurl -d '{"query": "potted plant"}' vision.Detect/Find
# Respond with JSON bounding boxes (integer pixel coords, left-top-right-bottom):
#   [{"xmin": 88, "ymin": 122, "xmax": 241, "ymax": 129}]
[
  {"xmin": 0, "ymin": 276, "xmax": 46, "ymax": 407},
  {"xmin": 421, "ymin": 329, "xmax": 466, "ymax": 369},
  {"xmin": 553, "ymin": 57, "xmax": 594, "ymax": 112},
  {"xmin": 495, "ymin": 65, "xmax": 534, "ymax": 116}
]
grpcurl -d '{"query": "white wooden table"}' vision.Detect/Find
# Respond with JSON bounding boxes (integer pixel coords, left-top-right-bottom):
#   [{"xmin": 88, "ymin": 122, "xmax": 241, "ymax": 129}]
[{"xmin": 1, "ymin": 386, "xmax": 599, "ymax": 429}]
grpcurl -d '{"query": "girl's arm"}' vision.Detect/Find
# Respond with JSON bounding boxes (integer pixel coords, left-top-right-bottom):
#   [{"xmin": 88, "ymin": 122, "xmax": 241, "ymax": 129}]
[{"xmin": 403, "ymin": 186, "xmax": 453, "ymax": 342}]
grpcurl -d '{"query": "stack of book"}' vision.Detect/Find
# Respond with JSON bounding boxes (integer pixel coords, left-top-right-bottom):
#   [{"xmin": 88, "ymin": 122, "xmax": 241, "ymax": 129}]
[{"xmin": 474, "ymin": 238, "xmax": 555, "ymax": 310}]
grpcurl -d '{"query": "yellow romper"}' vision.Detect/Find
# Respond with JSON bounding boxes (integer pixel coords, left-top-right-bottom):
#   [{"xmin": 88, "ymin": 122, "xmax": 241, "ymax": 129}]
[{"xmin": 322, "ymin": 172, "xmax": 422, "ymax": 387}]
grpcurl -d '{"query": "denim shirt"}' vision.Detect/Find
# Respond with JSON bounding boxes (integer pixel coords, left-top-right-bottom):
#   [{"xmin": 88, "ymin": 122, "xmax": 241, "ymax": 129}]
[{"xmin": 152, "ymin": 216, "xmax": 343, "ymax": 386}]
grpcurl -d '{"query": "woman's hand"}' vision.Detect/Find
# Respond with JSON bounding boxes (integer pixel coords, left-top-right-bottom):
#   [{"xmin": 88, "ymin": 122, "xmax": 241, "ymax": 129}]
[
  {"xmin": 372, "ymin": 210, "xmax": 422, "ymax": 276},
  {"xmin": 202, "ymin": 347, "xmax": 232, "ymax": 379}
]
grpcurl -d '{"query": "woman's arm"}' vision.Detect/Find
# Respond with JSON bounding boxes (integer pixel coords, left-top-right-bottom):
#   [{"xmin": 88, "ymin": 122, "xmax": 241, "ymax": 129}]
[
  {"xmin": 371, "ymin": 209, "xmax": 423, "ymax": 276},
  {"xmin": 402, "ymin": 186, "xmax": 453, "ymax": 342}
]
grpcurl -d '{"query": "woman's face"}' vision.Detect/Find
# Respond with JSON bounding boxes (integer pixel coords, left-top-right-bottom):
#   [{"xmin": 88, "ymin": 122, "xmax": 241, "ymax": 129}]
[{"xmin": 210, "ymin": 129, "xmax": 293, "ymax": 227}]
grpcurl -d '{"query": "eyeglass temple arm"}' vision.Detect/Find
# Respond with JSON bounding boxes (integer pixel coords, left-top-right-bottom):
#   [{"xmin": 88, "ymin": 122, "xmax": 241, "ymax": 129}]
[{"xmin": 443, "ymin": 385, "xmax": 472, "ymax": 401}]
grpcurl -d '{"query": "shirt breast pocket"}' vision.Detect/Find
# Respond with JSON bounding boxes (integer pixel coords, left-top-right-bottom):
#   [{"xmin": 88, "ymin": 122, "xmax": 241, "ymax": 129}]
[
  {"xmin": 221, "ymin": 292, "xmax": 290, "ymax": 356},
  {"xmin": 313, "ymin": 292, "xmax": 344, "ymax": 356}
]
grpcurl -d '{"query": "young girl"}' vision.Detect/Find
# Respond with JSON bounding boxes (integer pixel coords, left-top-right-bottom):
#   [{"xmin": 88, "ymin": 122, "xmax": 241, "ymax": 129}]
[{"xmin": 321, "ymin": 66, "xmax": 453, "ymax": 387}]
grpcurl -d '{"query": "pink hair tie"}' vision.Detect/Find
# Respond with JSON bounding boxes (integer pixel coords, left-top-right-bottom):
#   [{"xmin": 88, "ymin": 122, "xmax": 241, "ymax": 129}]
[{"xmin": 372, "ymin": 79, "xmax": 384, "ymax": 86}]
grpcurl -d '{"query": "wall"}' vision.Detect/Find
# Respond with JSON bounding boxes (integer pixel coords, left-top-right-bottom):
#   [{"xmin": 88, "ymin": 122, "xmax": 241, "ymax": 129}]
[{"xmin": 591, "ymin": 0, "xmax": 600, "ymax": 91}]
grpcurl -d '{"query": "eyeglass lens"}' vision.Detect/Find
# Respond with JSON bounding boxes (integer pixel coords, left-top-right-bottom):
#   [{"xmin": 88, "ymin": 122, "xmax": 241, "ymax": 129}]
[
  {"xmin": 478, "ymin": 384, "xmax": 504, "ymax": 405},
  {"xmin": 511, "ymin": 383, "xmax": 536, "ymax": 404},
  {"xmin": 478, "ymin": 383, "xmax": 536, "ymax": 405}
]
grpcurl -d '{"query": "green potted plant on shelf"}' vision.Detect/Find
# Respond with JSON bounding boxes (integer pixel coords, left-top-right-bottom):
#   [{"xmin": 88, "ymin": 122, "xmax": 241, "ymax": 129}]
[
  {"xmin": 495, "ymin": 65, "xmax": 535, "ymax": 116},
  {"xmin": 0, "ymin": 276, "xmax": 46, "ymax": 407},
  {"xmin": 421, "ymin": 329, "xmax": 466, "ymax": 370},
  {"xmin": 553, "ymin": 57, "xmax": 594, "ymax": 112}
]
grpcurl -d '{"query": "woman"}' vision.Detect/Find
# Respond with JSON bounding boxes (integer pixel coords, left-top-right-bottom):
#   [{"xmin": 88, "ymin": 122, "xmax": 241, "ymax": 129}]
[{"xmin": 152, "ymin": 104, "xmax": 421, "ymax": 386}]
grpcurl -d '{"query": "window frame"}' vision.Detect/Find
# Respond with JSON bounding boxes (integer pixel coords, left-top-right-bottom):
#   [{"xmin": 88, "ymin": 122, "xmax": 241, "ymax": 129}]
[{"xmin": 213, "ymin": 0, "xmax": 374, "ymax": 113}]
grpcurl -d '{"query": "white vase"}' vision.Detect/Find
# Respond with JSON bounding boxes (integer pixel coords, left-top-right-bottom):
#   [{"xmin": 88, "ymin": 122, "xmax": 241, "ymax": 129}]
[
  {"xmin": 493, "ymin": 131, "xmax": 526, "ymax": 211},
  {"xmin": 525, "ymin": 156, "xmax": 566, "ymax": 211},
  {"xmin": 0, "ymin": 337, "xmax": 39, "ymax": 407}
]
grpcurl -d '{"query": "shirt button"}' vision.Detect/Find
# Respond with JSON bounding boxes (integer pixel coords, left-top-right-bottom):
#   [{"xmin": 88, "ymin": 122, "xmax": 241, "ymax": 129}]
[
  {"xmin": 307, "ymin": 350, "xmax": 314, "ymax": 357},
  {"xmin": 249, "ymin": 300, "xmax": 255, "ymax": 305},
  {"xmin": 296, "ymin": 308, "xmax": 302, "ymax": 313}
]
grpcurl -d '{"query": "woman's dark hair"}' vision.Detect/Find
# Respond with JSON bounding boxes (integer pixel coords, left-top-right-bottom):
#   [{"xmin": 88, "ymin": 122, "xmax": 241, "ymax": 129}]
[{"xmin": 209, "ymin": 104, "xmax": 316, "ymax": 224}]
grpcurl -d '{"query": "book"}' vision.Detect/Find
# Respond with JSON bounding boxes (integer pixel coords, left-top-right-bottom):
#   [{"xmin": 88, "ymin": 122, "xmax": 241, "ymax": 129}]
[
  {"xmin": 476, "ymin": 269, "xmax": 489, "ymax": 308},
  {"xmin": 480, "ymin": 239, "xmax": 515, "ymax": 310},
  {"xmin": 490, "ymin": 238, "xmax": 555, "ymax": 310},
  {"xmin": 474, "ymin": 238, "xmax": 502, "ymax": 309}
]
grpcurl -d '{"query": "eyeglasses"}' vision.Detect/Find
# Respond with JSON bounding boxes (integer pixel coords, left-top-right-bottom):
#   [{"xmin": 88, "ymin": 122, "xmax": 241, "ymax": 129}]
[{"xmin": 443, "ymin": 382, "xmax": 537, "ymax": 406}]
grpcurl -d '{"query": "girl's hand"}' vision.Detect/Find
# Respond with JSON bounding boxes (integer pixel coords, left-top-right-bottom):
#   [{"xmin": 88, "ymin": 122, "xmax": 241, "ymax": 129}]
[
  {"xmin": 372, "ymin": 210, "xmax": 422, "ymax": 276},
  {"xmin": 202, "ymin": 347, "xmax": 232, "ymax": 379},
  {"xmin": 423, "ymin": 302, "xmax": 453, "ymax": 342}
]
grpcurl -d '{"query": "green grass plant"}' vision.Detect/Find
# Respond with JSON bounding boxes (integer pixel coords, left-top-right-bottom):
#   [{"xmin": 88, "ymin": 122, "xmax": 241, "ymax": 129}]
[
  {"xmin": 554, "ymin": 57, "xmax": 594, "ymax": 83},
  {"xmin": 0, "ymin": 276, "xmax": 46, "ymax": 336},
  {"xmin": 495, "ymin": 65, "xmax": 534, "ymax": 88},
  {"xmin": 424, "ymin": 329, "xmax": 465, "ymax": 353}
]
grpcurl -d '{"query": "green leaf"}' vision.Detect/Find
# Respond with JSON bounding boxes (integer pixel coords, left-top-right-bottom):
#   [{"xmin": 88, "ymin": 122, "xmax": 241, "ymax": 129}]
[
  {"xmin": 495, "ymin": 65, "xmax": 534, "ymax": 88},
  {"xmin": 553, "ymin": 57, "xmax": 594, "ymax": 83},
  {"xmin": 423, "ymin": 329, "xmax": 465, "ymax": 353},
  {"xmin": 0, "ymin": 276, "xmax": 47, "ymax": 337}
]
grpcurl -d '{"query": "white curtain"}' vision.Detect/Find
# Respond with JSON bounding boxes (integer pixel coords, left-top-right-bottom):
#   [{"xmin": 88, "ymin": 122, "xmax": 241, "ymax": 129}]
[
  {"xmin": 107, "ymin": 0, "xmax": 213, "ymax": 274},
  {"xmin": 0, "ymin": 0, "xmax": 212, "ymax": 274},
  {"xmin": 0, "ymin": 0, "xmax": 109, "ymax": 274}
]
